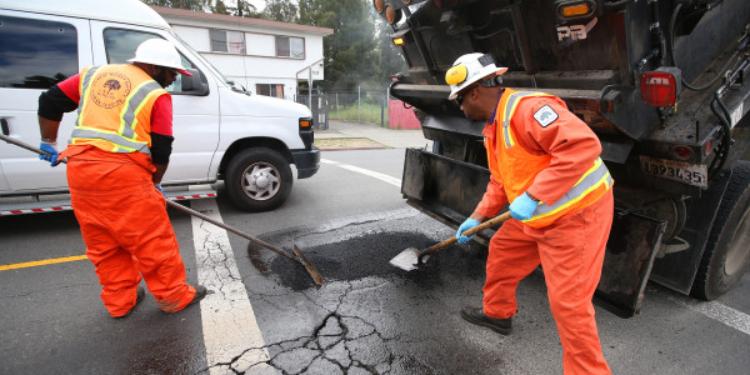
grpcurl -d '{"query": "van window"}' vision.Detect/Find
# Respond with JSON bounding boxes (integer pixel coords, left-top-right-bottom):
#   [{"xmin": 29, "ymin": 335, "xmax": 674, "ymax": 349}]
[
  {"xmin": 0, "ymin": 16, "xmax": 78, "ymax": 89},
  {"xmin": 103, "ymin": 28, "xmax": 202, "ymax": 95}
]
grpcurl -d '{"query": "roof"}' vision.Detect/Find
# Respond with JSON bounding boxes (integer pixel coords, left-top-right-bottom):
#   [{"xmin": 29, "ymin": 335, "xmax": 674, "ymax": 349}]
[
  {"xmin": 152, "ymin": 6, "xmax": 334, "ymax": 37},
  {"xmin": 0, "ymin": 0, "xmax": 170, "ymax": 29}
]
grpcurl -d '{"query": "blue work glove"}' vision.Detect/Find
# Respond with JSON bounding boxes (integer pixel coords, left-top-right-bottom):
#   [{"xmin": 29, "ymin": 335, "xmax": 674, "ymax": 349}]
[
  {"xmin": 39, "ymin": 142, "xmax": 59, "ymax": 166},
  {"xmin": 154, "ymin": 183, "xmax": 165, "ymax": 197},
  {"xmin": 455, "ymin": 217, "xmax": 481, "ymax": 245},
  {"xmin": 509, "ymin": 192, "xmax": 539, "ymax": 220}
]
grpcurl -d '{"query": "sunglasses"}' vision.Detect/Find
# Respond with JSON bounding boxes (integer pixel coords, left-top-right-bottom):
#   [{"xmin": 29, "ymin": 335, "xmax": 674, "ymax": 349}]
[
  {"xmin": 455, "ymin": 84, "xmax": 478, "ymax": 106},
  {"xmin": 455, "ymin": 93, "xmax": 466, "ymax": 106}
]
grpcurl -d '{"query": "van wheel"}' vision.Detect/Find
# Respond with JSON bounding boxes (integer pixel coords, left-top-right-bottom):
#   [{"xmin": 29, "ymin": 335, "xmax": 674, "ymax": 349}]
[
  {"xmin": 225, "ymin": 148, "xmax": 292, "ymax": 212},
  {"xmin": 691, "ymin": 161, "xmax": 750, "ymax": 300}
]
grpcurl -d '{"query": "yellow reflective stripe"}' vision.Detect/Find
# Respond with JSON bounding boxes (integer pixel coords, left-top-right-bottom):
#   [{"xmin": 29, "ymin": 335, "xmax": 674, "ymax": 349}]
[
  {"xmin": 118, "ymin": 80, "xmax": 151, "ymax": 135},
  {"xmin": 574, "ymin": 157, "xmax": 603, "ymax": 186},
  {"xmin": 73, "ymin": 125, "xmax": 121, "ymax": 136},
  {"xmin": 502, "ymin": 91, "xmax": 549, "ymax": 148},
  {"xmin": 127, "ymin": 88, "xmax": 163, "ymax": 141},
  {"xmin": 76, "ymin": 66, "xmax": 100, "ymax": 128},
  {"xmin": 525, "ymin": 160, "xmax": 611, "ymax": 222},
  {"xmin": 527, "ymin": 172, "xmax": 611, "ymax": 222},
  {"xmin": 70, "ymin": 128, "xmax": 149, "ymax": 153},
  {"xmin": 118, "ymin": 81, "xmax": 162, "ymax": 140}
]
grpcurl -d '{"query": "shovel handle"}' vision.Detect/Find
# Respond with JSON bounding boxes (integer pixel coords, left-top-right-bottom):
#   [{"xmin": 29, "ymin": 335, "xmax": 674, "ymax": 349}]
[
  {"xmin": 418, "ymin": 211, "xmax": 512, "ymax": 262},
  {"xmin": 0, "ymin": 134, "xmax": 44, "ymax": 154},
  {"xmin": 166, "ymin": 200, "xmax": 297, "ymax": 262},
  {"xmin": 1, "ymin": 133, "xmax": 324, "ymax": 281},
  {"xmin": 0, "ymin": 133, "xmax": 67, "ymax": 163}
]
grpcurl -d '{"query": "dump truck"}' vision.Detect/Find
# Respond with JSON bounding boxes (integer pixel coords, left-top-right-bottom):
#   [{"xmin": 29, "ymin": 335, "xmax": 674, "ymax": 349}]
[{"xmin": 374, "ymin": 0, "xmax": 750, "ymax": 317}]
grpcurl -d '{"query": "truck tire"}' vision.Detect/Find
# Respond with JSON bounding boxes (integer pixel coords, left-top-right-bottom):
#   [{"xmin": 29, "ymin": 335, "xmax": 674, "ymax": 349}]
[
  {"xmin": 225, "ymin": 148, "xmax": 293, "ymax": 212},
  {"xmin": 691, "ymin": 161, "xmax": 750, "ymax": 300}
]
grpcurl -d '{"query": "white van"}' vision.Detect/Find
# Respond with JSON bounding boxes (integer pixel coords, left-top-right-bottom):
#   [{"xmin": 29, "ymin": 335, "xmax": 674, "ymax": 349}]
[{"xmin": 0, "ymin": 0, "xmax": 319, "ymax": 215}]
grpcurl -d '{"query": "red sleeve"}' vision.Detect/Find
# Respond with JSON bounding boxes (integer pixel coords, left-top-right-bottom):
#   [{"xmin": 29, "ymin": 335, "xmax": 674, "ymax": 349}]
[
  {"xmin": 150, "ymin": 94, "xmax": 173, "ymax": 136},
  {"xmin": 513, "ymin": 97, "xmax": 602, "ymax": 205},
  {"xmin": 57, "ymin": 74, "xmax": 81, "ymax": 103},
  {"xmin": 473, "ymin": 175, "xmax": 508, "ymax": 218}
]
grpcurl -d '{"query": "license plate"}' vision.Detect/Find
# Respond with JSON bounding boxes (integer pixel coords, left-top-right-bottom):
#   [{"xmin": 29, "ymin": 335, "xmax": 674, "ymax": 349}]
[{"xmin": 639, "ymin": 156, "xmax": 708, "ymax": 188}]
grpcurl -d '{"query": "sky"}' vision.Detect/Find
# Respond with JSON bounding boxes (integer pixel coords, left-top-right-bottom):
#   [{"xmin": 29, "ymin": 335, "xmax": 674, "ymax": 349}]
[{"xmin": 247, "ymin": 0, "xmax": 265, "ymax": 11}]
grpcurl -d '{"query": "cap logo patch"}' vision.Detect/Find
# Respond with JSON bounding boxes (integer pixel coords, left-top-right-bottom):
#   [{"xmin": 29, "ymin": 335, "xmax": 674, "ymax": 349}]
[{"xmin": 533, "ymin": 105, "xmax": 558, "ymax": 127}]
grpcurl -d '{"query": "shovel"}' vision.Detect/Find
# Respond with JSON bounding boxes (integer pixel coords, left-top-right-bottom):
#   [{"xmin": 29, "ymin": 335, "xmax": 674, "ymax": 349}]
[
  {"xmin": 165, "ymin": 200, "xmax": 324, "ymax": 286},
  {"xmin": 1, "ymin": 133, "xmax": 325, "ymax": 286},
  {"xmin": 390, "ymin": 211, "xmax": 511, "ymax": 271}
]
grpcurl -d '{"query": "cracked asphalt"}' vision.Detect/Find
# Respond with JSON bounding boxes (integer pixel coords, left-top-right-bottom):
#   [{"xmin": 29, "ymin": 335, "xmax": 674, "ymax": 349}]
[{"xmin": 2, "ymin": 148, "xmax": 750, "ymax": 375}]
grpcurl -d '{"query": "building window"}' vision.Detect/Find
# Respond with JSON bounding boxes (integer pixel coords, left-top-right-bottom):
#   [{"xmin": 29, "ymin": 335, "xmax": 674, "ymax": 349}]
[
  {"xmin": 275, "ymin": 36, "xmax": 304, "ymax": 59},
  {"xmin": 256, "ymin": 84, "xmax": 284, "ymax": 98},
  {"xmin": 210, "ymin": 29, "xmax": 246, "ymax": 54},
  {"xmin": 0, "ymin": 15, "xmax": 78, "ymax": 89}
]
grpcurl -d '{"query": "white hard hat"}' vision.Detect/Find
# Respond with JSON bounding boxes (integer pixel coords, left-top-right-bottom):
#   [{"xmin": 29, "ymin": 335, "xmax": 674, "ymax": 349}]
[
  {"xmin": 445, "ymin": 53, "xmax": 507, "ymax": 100},
  {"xmin": 128, "ymin": 38, "xmax": 192, "ymax": 76}
]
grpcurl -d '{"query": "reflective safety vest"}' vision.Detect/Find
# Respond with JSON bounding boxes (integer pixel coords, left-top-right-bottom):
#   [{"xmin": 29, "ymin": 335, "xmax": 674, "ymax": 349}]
[
  {"xmin": 70, "ymin": 64, "xmax": 167, "ymax": 154},
  {"xmin": 486, "ymin": 88, "xmax": 613, "ymax": 228}
]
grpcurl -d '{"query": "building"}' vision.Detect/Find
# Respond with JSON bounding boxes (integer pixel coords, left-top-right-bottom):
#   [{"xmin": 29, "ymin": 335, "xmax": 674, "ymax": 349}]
[{"xmin": 153, "ymin": 6, "xmax": 333, "ymax": 101}]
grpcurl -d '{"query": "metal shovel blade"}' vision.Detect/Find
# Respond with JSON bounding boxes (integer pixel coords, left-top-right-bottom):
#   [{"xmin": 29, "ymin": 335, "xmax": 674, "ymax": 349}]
[{"xmin": 389, "ymin": 247, "xmax": 423, "ymax": 271}]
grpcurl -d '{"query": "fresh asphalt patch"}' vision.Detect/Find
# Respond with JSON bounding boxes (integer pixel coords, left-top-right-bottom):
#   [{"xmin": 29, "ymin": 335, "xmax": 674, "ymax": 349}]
[
  {"xmin": 257, "ymin": 230, "xmax": 486, "ymax": 291},
  {"xmin": 235, "ymin": 209, "xmax": 750, "ymax": 374}
]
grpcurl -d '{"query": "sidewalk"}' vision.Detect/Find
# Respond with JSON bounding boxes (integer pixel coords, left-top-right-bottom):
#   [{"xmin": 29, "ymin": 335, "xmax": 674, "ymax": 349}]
[{"xmin": 314, "ymin": 120, "xmax": 432, "ymax": 150}]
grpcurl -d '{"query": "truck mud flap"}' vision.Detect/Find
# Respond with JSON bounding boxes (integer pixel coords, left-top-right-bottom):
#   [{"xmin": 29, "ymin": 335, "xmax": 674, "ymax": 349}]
[
  {"xmin": 595, "ymin": 211, "xmax": 666, "ymax": 318},
  {"xmin": 402, "ymin": 148, "xmax": 490, "ymax": 223}
]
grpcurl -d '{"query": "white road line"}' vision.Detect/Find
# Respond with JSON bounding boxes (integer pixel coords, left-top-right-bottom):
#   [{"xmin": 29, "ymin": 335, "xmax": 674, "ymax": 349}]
[
  {"xmin": 321, "ymin": 158, "xmax": 401, "ymax": 188},
  {"xmin": 668, "ymin": 295, "xmax": 750, "ymax": 336},
  {"xmin": 190, "ymin": 199, "xmax": 274, "ymax": 374}
]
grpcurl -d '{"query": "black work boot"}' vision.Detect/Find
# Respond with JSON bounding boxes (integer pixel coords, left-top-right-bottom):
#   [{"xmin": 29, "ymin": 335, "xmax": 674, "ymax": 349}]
[
  {"xmin": 161, "ymin": 285, "xmax": 209, "ymax": 314},
  {"xmin": 460, "ymin": 306, "xmax": 512, "ymax": 335},
  {"xmin": 114, "ymin": 286, "xmax": 146, "ymax": 319},
  {"xmin": 187, "ymin": 285, "xmax": 208, "ymax": 307}
]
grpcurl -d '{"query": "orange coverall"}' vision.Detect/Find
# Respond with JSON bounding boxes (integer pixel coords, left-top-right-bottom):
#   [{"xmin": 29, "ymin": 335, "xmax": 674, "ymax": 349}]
[
  {"xmin": 52, "ymin": 70, "xmax": 197, "ymax": 317},
  {"xmin": 61, "ymin": 146, "xmax": 197, "ymax": 317},
  {"xmin": 475, "ymin": 93, "xmax": 614, "ymax": 375}
]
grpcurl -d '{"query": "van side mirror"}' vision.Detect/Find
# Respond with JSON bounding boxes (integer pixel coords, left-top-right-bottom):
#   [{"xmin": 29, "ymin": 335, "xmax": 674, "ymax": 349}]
[{"xmin": 180, "ymin": 69, "xmax": 209, "ymax": 96}]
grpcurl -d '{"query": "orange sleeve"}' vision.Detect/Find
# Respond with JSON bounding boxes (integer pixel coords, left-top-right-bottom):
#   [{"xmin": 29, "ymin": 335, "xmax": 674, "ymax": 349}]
[
  {"xmin": 473, "ymin": 174, "xmax": 508, "ymax": 218},
  {"xmin": 513, "ymin": 97, "xmax": 602, "ymax": 205}
]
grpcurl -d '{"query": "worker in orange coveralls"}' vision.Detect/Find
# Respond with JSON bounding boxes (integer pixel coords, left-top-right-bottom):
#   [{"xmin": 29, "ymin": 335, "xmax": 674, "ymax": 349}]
[
  {"xmin": 448, "ymin": 53, "xmax": 614, "ymax": 375},
  {"xmin": 37, "ymin": 39, "xmax": 206, "ymax": 318}
]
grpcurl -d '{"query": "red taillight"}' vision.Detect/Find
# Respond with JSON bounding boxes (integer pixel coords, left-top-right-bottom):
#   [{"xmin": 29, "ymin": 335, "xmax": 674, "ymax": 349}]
[
  {"xmin": 640, "ymin": 69, "xmax": 681, "ymax": 107},
  {"xmin": 672, "ymin": 145, "xmax": 694, "ymax": 161}
]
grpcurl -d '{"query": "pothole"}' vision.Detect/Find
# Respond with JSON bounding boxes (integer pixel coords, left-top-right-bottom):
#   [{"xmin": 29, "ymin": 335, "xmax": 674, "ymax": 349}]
[{"xmin": 256, "ymin": 231, "xmax": 486, "ymax": 291}]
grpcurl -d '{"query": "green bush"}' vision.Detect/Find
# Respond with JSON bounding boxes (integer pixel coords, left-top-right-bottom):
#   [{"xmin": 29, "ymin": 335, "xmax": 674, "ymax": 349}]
[{"xmin": 329, "ymin": 103, "xmax": 387, "ymax": 125}]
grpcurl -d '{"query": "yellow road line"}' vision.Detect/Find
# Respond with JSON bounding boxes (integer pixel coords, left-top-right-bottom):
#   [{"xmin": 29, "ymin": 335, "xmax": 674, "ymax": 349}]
[{"xmin": 0, "ymin": 254, "xmax": 87, "ymax": 272}]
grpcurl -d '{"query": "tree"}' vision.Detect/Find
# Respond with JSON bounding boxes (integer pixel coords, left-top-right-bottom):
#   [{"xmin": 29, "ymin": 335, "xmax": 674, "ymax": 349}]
[
  {"xmin": 374, "ymin": 14, "xmax": 407, "ymax": 84},
  {"xmin": 233, "ymin": 0, "xmax": 259, "ymax": 17},
  {"xmin": 140, "ymin": 0, "xmax": 206, "ymax": 11},
  {"xmin": 264, "ymin": 0, "xmax": 299, "ymax": 23},
  {"xmin": 298, "ymin": 0, "xmax": 378, "ymax": 92},
  {"xmin": 212, "ymin": 0, "xmax": 230, "ymax": 14}
]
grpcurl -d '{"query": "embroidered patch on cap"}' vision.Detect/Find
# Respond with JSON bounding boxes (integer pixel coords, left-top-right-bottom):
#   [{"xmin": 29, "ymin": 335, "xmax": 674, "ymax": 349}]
[{"xmin": 533, "ymin": 105, "xmax": 558, "ymax": 127}]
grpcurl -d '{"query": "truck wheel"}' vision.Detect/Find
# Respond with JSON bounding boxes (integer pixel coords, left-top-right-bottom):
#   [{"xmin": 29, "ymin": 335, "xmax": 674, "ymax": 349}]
[
  {"xmin": 225, "ymin": 148, "xmax": 292, "ymax": 212},
  {"xmin": 692, "ymin": 161, "xmax": 750, "ymax": 300}
]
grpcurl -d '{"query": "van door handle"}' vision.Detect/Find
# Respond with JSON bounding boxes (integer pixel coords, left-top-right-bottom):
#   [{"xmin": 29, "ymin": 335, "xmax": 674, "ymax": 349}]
[{"xmin": 0, "ymin": 119, "xmax": 8, "ymax": 136}]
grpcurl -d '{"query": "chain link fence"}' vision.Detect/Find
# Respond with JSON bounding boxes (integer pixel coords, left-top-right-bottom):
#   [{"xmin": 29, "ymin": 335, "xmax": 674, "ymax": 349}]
[{"xmin": 295, "ymin": 87, "xmax": 391, "ymax": 130}]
